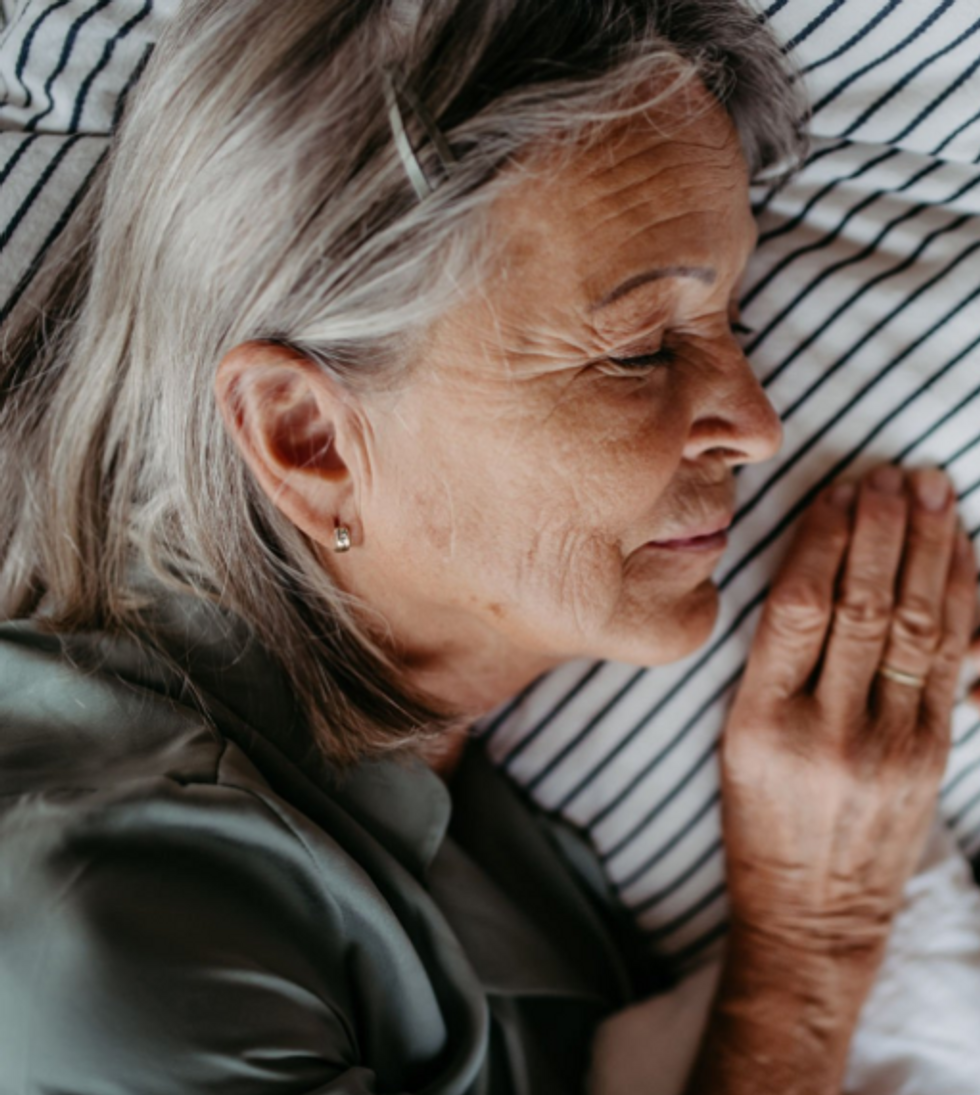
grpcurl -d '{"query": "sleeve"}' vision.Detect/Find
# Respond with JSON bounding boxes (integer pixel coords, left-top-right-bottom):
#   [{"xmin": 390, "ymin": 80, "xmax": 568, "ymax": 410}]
[{"xmin": 0, "ymin": 784, "xmax": 396, "ymax": 1095}]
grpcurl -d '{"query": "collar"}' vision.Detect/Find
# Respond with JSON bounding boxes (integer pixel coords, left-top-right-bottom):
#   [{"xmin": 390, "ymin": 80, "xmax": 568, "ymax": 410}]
[{"xmin": 0, "ymin": 580, "xmax": 454, "ymax": 880}]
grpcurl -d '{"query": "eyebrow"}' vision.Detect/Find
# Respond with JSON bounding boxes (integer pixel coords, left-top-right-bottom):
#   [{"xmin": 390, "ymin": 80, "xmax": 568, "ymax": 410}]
[{"xmin": 590, "ymin": 265, "xmax": 718, "ymax": 312}]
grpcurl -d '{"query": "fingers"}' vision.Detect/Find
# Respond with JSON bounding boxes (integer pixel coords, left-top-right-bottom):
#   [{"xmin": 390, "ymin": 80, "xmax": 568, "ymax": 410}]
[
  {"xmin": 926, "ymin": 529, "xmax": 979, "ymax": 738},
  {"xmin": 968, "ymin": 631, "xmax": 980, "ymax": 709},
  {"xmin": 874, "ymin": 469, "xmax": 958, "ymax": 726},
  {"xmin": 742, "ymin": 481, "xmax": 853, "ymax": 702},
  {"xmin": 816, "ymin": 466, "xmax": 909, "ymax": 716},
  {"xmin": 749, "ymin": 465, "xmax": 975, "ymax": 738}
]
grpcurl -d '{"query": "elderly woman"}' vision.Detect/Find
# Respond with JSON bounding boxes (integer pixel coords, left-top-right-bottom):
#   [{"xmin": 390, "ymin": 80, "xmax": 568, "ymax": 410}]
[{"xmin": 0, "ymin": 0, "xmax": 976, "ymax": 1092}]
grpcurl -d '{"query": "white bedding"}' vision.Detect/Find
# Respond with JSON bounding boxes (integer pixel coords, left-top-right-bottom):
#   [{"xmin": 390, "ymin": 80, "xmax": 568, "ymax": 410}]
[{"xmin": 589, "ymin": 821, "xmax": 980, "ymax": 1094}]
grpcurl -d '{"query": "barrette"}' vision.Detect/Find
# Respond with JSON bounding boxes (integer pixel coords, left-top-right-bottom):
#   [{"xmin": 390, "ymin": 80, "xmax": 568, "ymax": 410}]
[{"xmin": 382, "ymin": 67, "xmax": 457, "ymax": 200}]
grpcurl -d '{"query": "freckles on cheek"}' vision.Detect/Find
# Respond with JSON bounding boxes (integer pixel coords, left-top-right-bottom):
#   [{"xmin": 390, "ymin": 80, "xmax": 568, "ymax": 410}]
[
  {"xmin": 380, "ymin": 407, "xmax": 487, "ymax": 565},
  {"xmin": 398, "ymin": 454, "xmax": 498, "ymax": 573},
  {"xmin": 513, "ymin": 517, "xmax": 626, "ymax": 630},
  {"xmin": 407, "ymin": 486, "xmax": 454, "ymax": 556}
]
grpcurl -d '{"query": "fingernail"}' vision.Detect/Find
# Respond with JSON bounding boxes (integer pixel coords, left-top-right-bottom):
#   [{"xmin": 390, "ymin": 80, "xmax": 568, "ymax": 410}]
[
  {"xmin": 914, "ymin": 468, "xmax": 950, "ymax": 512},
  {"xmin": 869, "ymin": 464, "xmax": 903, "ymax": 495},
  {"xmin": 828, "ymin": 482, "xmax": 857, "ymax": 510}
]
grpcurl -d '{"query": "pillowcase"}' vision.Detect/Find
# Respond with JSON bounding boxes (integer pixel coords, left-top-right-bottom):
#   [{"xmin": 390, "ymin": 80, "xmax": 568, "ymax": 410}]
[{"xmin": 0, "ymin": 0, "xmax": 177, "ymax": 317}]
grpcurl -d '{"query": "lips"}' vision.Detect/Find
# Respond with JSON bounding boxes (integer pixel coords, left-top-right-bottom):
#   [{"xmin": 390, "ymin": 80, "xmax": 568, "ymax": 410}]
[{"xmin": 645, "ymin": 514, "xmax": 733, "ymax": 552}]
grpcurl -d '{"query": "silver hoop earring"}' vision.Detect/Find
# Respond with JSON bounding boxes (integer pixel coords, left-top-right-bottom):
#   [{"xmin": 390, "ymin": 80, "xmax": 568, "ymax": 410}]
[{"xmin": 333, "ymin": 527, "xmax": 352, "ymax": 554}]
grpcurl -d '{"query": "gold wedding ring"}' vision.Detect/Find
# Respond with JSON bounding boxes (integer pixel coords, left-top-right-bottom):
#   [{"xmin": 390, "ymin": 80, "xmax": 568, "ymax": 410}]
[{"xmin": 877, "ymin": 664, "xmax": 927, "ymax": 689}]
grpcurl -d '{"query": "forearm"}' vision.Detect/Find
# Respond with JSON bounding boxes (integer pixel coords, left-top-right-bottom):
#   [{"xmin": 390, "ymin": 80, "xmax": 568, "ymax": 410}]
[{"xmin": 682, "ymin": 930, "xmax": 879, "ymax": 1095}]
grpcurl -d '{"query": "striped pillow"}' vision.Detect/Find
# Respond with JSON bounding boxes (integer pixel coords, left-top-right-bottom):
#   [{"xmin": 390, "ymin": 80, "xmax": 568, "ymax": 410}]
[{"xmin": 0, "ymin": 0, "xmax": 176, "ymax": 319}]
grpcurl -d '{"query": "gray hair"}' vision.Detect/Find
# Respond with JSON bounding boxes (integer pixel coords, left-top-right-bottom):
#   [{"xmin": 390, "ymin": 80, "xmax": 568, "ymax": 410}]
[{"xmin": 0, "ymin": 0, "xmax": 806, "ymax": 767}]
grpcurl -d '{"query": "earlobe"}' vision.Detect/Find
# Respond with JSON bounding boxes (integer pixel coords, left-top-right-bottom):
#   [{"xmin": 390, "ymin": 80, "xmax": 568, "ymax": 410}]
[{"xmin": 214, "ymin": 341, "xmax": 359, "ymax": 548}]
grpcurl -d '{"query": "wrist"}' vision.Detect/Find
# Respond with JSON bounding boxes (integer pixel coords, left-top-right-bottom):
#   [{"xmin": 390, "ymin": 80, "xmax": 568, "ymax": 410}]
[
  {"xmin": 682, "ymin": 925, "xmax": 882, "ymax": 1095},
  {"xmin": 710, "ymin": 922, "xmax": 883, "ymax": 1074},
  {"xmin": 727, "ymin": 917, "xmax": 888, "ymax": 1011}
]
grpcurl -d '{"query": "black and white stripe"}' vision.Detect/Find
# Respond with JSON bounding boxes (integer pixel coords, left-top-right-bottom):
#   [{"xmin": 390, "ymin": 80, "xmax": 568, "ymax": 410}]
[{"xmin": 0, "ymin": 0, "xmax": 173, "ymax": 313}]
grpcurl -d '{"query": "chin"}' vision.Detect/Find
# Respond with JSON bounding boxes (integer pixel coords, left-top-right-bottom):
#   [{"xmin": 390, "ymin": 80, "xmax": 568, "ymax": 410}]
[
  {"xmin": 673, "ymin": 585, "xmax": 720, "ymax": 657},
  {"xmin": 616, "ymin": 579, "xmax": 721, "ymax": 668}
]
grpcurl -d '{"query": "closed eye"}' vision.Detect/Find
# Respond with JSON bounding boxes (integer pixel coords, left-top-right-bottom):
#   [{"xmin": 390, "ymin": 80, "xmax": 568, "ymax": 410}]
[
  {"xmin": 606, "ymin": 347, "xmax": 677, "ymax": 371},
  {"xmin": 607, "ymin": 316, "xmax": 755, "ymax": 373}
]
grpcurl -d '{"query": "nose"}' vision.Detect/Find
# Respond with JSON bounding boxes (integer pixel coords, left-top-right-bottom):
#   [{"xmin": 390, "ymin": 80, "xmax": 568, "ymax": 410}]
[{"xmin": 682, "ymin": 350, "xmax": 783, "ymax": 467}]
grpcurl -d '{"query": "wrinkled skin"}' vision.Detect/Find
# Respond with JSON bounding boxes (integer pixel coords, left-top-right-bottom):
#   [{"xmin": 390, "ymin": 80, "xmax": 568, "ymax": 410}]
[
  {"xmin": 330, "ymin": 84, "xmax": 782, "ymax": 716},
  {"xmin": 678, "ymin": 463, "xmax": 978, "ymax": 1095},
  {"xmin": 723, "ymin": 464, "xmax": 976, "ymax": 960}
]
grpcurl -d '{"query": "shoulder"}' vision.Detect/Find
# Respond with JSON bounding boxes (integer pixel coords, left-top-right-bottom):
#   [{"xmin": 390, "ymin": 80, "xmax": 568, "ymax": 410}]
[
  {"xmin": 0, "ymin": 623, "xmax": 445, "ymax": 1093},
  {"xmin": 0, "ymin": 757, "xmax": 374, "ymax": 1092}
]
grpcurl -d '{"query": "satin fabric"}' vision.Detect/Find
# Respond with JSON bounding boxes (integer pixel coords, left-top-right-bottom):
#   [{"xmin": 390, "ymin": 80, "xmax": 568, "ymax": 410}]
[{"xmin": 0, "ymin": 584, "xmax": 655, "ymax": 1094}]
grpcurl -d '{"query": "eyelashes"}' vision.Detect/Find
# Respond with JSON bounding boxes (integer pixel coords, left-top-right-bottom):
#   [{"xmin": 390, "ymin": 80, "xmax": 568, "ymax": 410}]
[
  {"xmin": 603, "ymin": 318, "xmax": 756, "ymax": 374},
  {"xmin": 606, "ymin": 348, "xmax": 678, "ymax": 371}
]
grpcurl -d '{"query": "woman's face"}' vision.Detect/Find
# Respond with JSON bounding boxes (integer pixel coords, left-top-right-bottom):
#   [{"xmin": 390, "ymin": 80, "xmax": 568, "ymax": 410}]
[{"xmin": 342, "ymin": 88, "xmax": 783, "ymax": 706}]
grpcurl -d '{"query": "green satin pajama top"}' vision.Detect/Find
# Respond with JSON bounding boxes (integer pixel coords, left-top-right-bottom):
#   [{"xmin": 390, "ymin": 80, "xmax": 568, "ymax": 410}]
[{"xmin": 0, "ymin": 587, "xmax": 659, "ymax": 1094}]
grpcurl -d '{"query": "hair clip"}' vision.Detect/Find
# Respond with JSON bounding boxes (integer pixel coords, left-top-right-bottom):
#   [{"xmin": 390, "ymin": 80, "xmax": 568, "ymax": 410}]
[{"xmin": 382, "ymin": 67, "xmax": 456, "ymax": 200}]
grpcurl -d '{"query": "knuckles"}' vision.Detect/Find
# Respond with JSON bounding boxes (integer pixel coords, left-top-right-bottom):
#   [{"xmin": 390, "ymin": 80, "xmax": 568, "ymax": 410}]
[
  {"xmin": 889, "ymin": 599, "xmax": 942, "ymax": 655},
  {"xmin": 832, "ymin": 586, "xmax": 893, "ymax": 639},
  {"xmin": 764, "ymin": 578, "xmax": 832, "ymax": 637}
]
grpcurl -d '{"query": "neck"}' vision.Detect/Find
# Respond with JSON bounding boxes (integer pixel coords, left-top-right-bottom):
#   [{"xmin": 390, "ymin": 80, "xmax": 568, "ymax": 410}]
[
  {"xmin": 401, "ymin": 638, "xmax": 561, "ymax": 723},
  {"xmin": 325, "ymin": 547, "xmax": 563, "ymax": 724}
]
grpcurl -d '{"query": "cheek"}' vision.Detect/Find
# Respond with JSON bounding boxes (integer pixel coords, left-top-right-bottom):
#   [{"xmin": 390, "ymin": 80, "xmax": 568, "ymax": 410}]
[
  {"xmin": 365, "ymin": 377, "xmax": 706, "ymax": 657},
  {"xmin": 386, "ymin": 453, "xmax": 465, "ymax": 564},
  {"xmin": 549, "ymin": 381, "xmax": 690, "ymax": 526},
  {"xmin": 491, "ymin": 396, "xmax": 694, "ymax": 622},
  {"xmin": 369, "ymin": 411, "xmax": 526, "ymax": 589},
  {"xmin": 368, "ymin": 412, "xmax": 605, "ymax": 620}
]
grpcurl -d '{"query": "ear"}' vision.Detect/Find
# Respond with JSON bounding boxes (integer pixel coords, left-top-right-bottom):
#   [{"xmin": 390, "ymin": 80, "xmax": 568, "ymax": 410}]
[{"xmin": 214, "ymin": 341, "xmax": 361, "ymax": 549}]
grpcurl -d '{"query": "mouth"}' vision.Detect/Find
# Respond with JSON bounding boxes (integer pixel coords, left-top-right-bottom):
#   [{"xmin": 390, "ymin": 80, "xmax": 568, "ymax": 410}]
[{"xmin": 644, "ymin": 515, "xmax": 733, "ymax": 554}]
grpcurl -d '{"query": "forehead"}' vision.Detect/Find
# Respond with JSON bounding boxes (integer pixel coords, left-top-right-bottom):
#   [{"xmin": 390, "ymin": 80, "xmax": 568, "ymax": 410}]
[{"xmin": 486, "ymin": 87, "xmax": 755, "ymax": 331}]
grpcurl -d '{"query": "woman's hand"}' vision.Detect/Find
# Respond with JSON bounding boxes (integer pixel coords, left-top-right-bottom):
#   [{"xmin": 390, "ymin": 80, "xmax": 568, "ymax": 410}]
[
  {"xmin": 682, "ymin": 465, "xmax": 977, "ymax": 1095},
  {"xmin": 721, "ymin": 465, "xmax": 976, "ymax": 974},
  {"xmin": 966, "ymin": 634, "xmax": 980, "ymax": 708}
]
